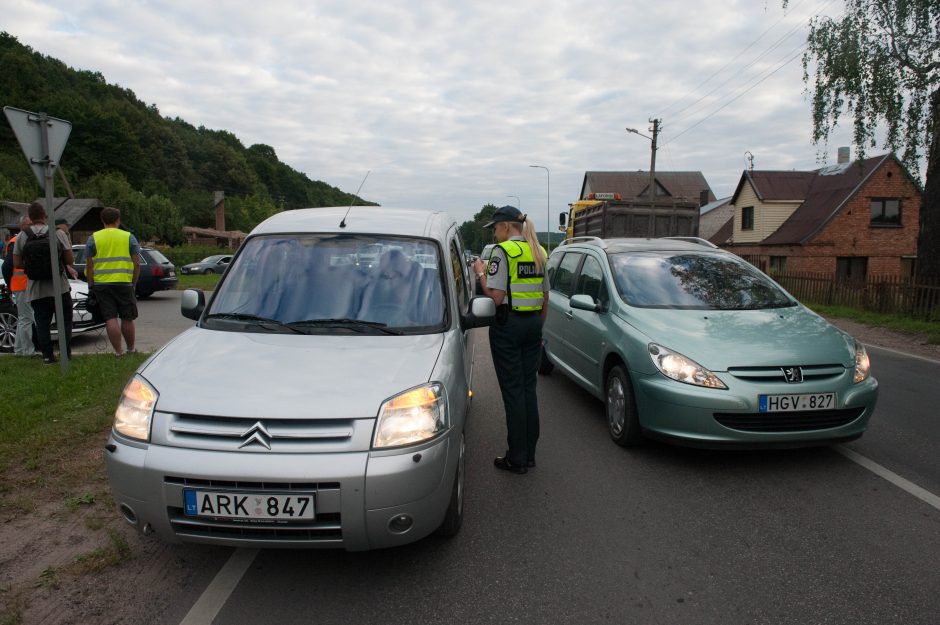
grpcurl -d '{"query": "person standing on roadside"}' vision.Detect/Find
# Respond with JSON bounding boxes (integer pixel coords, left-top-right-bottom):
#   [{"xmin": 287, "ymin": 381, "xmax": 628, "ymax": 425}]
[
  {"xmin": 12, "ymin": 202, "xmax": 74, "ymax": 364},
  {"xmin": 4, "ymin": 215, "xmax": 38, "ymax": 357},
  {"xmin": 86, "ymin": 207, "xmax": 140, "ymax": 356},
  {"xmin": 473, "ymin": 205, "xmax": 550, "ymax": 475},
  {"xmin": 54, "ymin": 218, "xmax": 79, "ymax": 279}
]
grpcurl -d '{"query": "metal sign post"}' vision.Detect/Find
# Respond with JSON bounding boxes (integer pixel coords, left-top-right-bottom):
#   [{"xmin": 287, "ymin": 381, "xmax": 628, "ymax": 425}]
[{"xmin": 4, "ymin": 106, "xmax": 72, "ymax": 372}]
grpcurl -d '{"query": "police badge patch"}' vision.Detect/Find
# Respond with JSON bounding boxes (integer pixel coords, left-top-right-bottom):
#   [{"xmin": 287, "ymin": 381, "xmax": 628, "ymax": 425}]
[{"xmin": 487, "ymin": 256, "xmax": 501, "ymax": 275}]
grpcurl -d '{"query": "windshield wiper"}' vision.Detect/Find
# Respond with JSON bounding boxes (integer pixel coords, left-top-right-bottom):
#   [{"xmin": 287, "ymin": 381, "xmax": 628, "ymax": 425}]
[
  {"xmin": 204, "ymin": 313, "xmax": 307, "ymax": 334},
  {"xmin": 287, "ymin": 318, "xmax": 403, "ymax": 335}
]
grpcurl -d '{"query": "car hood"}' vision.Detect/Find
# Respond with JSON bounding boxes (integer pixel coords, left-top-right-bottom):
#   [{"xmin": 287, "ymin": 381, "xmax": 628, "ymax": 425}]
[
  {"xmin": 140, "ymin": 328, "xmax": 445, "ymax": 419},
  {"xmin": 621, "ymin": 305, "xmax": 856, "ymax": 370}
]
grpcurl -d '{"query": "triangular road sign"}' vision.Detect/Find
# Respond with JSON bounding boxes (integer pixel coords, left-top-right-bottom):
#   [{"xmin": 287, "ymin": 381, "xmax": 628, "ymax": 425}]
[{"xmin": 3, "ymin": 106, "xmax": 71, "ymax": 190}]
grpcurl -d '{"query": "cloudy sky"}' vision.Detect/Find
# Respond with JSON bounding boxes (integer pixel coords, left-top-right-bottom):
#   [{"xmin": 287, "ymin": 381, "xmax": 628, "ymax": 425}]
[{"xmin": 5, "ymin": 0, "xmax": 867, "ymax": 228}]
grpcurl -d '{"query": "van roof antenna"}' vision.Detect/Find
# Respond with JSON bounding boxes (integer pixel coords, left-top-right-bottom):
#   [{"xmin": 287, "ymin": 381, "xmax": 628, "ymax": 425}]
[{"xmin": 340, "ymin": 170, "xmax": 370, "ymax": 228}]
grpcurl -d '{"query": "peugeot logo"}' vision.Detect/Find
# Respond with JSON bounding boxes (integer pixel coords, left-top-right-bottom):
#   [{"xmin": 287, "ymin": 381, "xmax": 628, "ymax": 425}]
[
  {"xmin": 782, "ymin": 366, "xmax": 803, "ymax": 384},
  {"xmin": 238, "ymin": 421, "xmax": 273, "ymax": 450}
]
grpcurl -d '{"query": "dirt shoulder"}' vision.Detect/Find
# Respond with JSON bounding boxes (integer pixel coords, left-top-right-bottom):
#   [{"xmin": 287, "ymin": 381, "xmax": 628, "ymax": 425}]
[{"xmin": 822, "ymin": 316, "xmax": 940, "ymax": 362}]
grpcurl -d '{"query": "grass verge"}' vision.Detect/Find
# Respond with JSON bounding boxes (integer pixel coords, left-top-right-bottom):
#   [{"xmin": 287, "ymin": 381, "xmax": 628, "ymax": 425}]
[
  {"xmin": 0, "ymin": 353, "xmax": 148, "ymax": 506},
  {"xmin": 806, "ymin": 303, "xmax": 940, "ymax": 344},
  {"xmin": 177, "ymin": 273, "xmax": 221, "ymax": 291}
]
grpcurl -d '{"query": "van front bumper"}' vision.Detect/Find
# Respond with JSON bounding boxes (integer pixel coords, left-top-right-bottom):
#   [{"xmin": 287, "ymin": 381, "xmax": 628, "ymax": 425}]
[{"xmin": 105, "ymin": 431, "xmax": 455, "ymax": 551}]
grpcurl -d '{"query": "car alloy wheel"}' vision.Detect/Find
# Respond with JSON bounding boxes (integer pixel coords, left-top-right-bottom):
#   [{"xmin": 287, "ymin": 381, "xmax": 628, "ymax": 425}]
[
  {"xmin": 606, "ymin": 365, "xmax": 642, "ymax": 447},
  {"xmin": 0, "ymin": 310, "xmax": 16, "ymax": 353}
]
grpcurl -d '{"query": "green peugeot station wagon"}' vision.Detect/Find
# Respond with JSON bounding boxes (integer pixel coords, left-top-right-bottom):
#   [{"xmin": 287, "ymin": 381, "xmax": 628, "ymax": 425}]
[{"xmin": 541, "ymin": 237, "xmax": 878, "ymax": 448}]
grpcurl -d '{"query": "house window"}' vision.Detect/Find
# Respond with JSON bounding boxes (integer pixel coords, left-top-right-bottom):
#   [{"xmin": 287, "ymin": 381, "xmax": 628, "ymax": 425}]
[
  {"xmin": 769, "ymin": 256, "xmax": 787, "ymax": 274},
  {"xmin": 741, "ymin": 206, "xmax": 754, "ymax": 231},
  {"xmin": 870, "ymin": 198, "xmax": 901, "ymax": 226},
  {"xmin": 836, "ymin": 257, "xmax": 868, "ymax": 282}
]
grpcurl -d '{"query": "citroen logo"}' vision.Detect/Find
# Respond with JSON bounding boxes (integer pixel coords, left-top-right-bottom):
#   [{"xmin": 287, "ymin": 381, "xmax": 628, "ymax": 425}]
[
  {"xmin": 238, "ymin": 421, "xmax": 272, "ymax": 450},
  {"xmin": 782, "ymin": 366, "xmax": 803, "ymax": 384}
]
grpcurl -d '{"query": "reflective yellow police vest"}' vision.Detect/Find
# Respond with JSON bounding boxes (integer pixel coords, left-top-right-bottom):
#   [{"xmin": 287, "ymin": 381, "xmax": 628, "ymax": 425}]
[
  {"xmin": 496, "ymin": 240, "xmax": 546, "ymax": 311},
  {"xmin": 91, "ymin": 229, "xmax": 134, "ymax": 283}
]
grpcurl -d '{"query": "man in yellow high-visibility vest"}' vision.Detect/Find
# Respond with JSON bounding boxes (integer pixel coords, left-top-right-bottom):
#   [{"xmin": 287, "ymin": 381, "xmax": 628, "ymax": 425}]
[{"xmin": 86, "ymin": 207, "xmax": 141, "ymax": 356}]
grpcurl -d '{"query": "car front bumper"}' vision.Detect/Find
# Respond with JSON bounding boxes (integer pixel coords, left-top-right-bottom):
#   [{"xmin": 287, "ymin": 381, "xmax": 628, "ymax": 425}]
[
  {"xmin": 105, "ymin": 430, "xmax": 456, "ymax": 551},
  {"xmin": 633, "ymin": 369, "xmax": 879, "ymax": 448}
]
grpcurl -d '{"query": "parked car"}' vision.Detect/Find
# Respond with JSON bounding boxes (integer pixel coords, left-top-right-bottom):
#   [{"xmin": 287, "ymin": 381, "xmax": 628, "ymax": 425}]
[
  {"xmin": 72, "ymin": 245, "xmax": 178, "ymax": 298},
  {"xmin": 105, "ymin": 207, "xmax": 496, "ymax": 550},
  {"xmin": 540, "ymin": 237, "xmax": 879, "ymax": 448},
  {"xmin": 180, "ymin": 254, "xmax": 232, "ymax": 275},
  {"xmin": 0, "ymin": 277, "xmax": 105, "ymax": 352}
]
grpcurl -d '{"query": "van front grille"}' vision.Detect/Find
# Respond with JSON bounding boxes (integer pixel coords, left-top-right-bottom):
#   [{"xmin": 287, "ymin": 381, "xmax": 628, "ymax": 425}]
[{"xmin": 164, "ymin": 477, "xmax": 342, "ymax": 543}]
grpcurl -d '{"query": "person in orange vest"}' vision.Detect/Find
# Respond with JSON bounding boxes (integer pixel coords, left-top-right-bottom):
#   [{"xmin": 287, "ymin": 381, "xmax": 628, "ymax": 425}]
[{"xmin": 5, "ymin": 215, "xmax": 38, "ymax": 357}]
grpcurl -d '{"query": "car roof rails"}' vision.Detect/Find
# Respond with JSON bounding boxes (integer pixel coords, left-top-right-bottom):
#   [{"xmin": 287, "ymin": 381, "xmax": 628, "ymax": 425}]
[
  {"xmin": 660, "ymin": 236, "xmax": 718, "ymax": 249},
  {"xmin": 559, "ymin": 236, "xmax": 607, "ymax": 249}
]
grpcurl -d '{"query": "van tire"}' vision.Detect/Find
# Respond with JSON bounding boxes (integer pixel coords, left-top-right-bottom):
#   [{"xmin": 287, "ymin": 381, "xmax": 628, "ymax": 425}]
[
  {"xmin": 538, "ymin": 345, "xmax": 554, "ymax": 375},
  {"xmin": 436, "ymin": 431, "xmax": 465, "ymax": 537}
]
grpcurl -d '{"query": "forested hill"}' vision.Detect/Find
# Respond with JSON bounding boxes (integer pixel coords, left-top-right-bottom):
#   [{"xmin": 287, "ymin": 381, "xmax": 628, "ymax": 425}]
[{"xmin": 0, "ymin": 32, "xmax": 375, "ymax": 244}]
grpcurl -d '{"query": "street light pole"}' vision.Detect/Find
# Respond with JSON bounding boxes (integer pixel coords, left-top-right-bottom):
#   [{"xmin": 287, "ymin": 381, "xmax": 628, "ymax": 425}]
[
  {"xmin": 506, "ymin": 195, "xmax": 521, "ymax": 209},
  {"xmin": 529, "ymin": 164, "xmax": 550, "ymax": 252},
  {"xmin": 626, "ymin": 120, "xmax": 660, "ymax": 206}
]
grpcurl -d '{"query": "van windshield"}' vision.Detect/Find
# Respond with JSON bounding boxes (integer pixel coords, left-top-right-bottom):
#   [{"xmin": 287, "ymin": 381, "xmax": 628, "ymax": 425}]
[{"xmin": 206, "ymin": 234, "xmax": 447, "ymax": 333}]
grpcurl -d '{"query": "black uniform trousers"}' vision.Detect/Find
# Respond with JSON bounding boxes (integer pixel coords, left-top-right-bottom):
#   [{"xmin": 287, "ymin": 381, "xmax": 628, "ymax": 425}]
[
  {"xmin": 31, "ymin": 291, "xmax": 73, "ymax": 360},
  {"xmin": 489, "ymin": 310, "xmax": 542, "ymax": 466}
]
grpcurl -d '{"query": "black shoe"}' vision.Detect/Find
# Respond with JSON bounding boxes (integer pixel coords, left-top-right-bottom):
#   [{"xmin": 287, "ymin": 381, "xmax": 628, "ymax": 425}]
[
  {"xmin": 42, "ymin": 356, "xmax": 56, "ymax": 365},
  {"xmin": 494, "ymin": 456, "xmax": 527, "ymax": 474}
]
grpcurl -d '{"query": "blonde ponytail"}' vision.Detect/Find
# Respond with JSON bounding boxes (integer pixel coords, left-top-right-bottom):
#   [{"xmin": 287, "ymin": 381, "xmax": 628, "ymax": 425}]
[{"xmin": 519, "ymin": 215, "xmax": 547, "ymax": 273}]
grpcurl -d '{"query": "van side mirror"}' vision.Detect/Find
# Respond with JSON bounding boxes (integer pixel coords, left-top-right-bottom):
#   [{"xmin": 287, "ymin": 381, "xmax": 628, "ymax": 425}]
[
  {"xmin": 181, "ymin": 288, "xmax": 206, "ymax": 320},
  {"xmin": 462, "ymin": 296, "xmax": 496, "ymax": 329}
]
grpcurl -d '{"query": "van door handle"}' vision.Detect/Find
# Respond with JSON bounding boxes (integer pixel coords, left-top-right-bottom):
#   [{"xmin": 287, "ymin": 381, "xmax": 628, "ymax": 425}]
[{"xmin": 565, "ymin": 310, "xmax": 574, "ymax": 320}]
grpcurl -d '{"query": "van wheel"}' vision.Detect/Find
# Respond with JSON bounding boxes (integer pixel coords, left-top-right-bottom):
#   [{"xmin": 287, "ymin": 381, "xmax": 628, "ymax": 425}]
[
  {"xmin": 436, "ymin": 431, "xmax": 465, "ymax": 537},
  {"xmin": 538, "ymin": 344, "xmax": 554, "ymax": 375},
  {"xmin": 606, "ymin": 365, "xmax": 642, "ymax": 447}
]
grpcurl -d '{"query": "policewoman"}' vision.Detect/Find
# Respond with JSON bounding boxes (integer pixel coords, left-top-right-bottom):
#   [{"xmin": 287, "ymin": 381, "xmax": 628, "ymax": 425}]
[{"xmin": 473, "ymin": 205, "xmax": 549, "ymax": 475}]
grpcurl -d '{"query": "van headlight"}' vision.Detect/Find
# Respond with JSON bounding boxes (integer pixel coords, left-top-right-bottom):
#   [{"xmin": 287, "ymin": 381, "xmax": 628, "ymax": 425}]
[
  {"xmin": 114, "ymin": 375, "xmax": 158, "ymax": 442},
  {"xmin": 648, "ymin": 343, "xmax": 727, "ymax": 389},
  {"xmin": 374, "ymin": 383, "xmax": 447, "ymax": 448},
  {"xmin": 853, "ymin": 341, "xmax": 871, "ymax": 383}
]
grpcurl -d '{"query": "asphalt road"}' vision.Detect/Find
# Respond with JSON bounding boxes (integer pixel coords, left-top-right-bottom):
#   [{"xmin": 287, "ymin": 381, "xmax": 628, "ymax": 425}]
[{"xmin": 139, "ymin": 328, "xmax": 940, "ymax": 625}]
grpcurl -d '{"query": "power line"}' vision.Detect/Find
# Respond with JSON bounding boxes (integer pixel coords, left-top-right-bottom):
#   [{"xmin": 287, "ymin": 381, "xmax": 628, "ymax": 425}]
[
  {"xmin": 658, "ymin": 0, "xmax": 812, "ymax": 119},
  {"xmin": 662, "ymin": 43, "xmax": 808, "ymax": 147},
  {"xmin": 661, "ymin": 0, "xmax": 837, "ymax": 126}
]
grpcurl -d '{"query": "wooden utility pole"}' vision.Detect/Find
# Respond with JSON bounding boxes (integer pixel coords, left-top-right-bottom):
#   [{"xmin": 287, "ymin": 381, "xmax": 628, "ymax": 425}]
[{"xmin": 648, "ymin": 118, "xmax": 660, "ymax": 206}]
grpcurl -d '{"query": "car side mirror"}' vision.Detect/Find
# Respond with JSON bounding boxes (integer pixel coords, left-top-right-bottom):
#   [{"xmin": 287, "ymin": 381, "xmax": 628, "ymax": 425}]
[
  {"xmin": 462, "ymin": 296, "xmax": 497, "ymax": 329},
  {"xmin": 181, "ymin": 288, "xmax": 206, "ymax": 320},
  {"xmin": 570, "ymin": 294, "xmax": 599, "ymax": 312}
]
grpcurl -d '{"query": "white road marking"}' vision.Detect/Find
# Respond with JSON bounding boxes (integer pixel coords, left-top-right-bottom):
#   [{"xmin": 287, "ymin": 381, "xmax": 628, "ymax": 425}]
[
  {"xmin": 835, "ymin": 445, "xmax": 940, "ymax": 512},
  {"xmin": 179, "ymin": 548, "xmax": 259, "ymax": 625}
]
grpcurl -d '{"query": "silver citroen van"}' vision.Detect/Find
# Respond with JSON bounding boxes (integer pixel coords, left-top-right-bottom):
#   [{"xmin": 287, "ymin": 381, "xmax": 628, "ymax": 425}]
[{"xmin": 105, "ymin": 207, "xmax": 495, "ymax": 550}]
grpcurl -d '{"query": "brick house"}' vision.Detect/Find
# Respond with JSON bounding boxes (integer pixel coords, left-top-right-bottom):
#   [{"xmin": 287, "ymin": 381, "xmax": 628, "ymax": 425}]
[{"xmin": 712, "ymin": 153, "xmax": 921, "ymax": 279}]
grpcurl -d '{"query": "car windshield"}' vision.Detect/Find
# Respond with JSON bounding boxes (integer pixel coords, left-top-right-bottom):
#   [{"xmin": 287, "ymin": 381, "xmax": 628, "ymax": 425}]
[
  {"xmin": 201, "ymin": 255, "xmax": 226, "ymax": 263},
  {"xmin": 147, "ymin": 249, "xmax": 172, "ymax": 264},
  {"xmin": 206, "ymin": 234, "xmax": 446, "ymax": 333},
  {"xmin": 609, "ymin": 252, "xmax": 796, "ymax": 310}
]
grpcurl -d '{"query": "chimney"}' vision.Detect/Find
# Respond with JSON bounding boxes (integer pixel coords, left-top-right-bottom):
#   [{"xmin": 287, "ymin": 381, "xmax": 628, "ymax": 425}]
[
  {"xmin": 699, "ymin": 189, "xmax": 710, "ymax": 207},
  {"xmin": 214, "ymin": 191, "xmax": 225, "ymax": 232},
  {"xmin": 838, "ymin": 146, "xmax": 851, "ymax": 164}
]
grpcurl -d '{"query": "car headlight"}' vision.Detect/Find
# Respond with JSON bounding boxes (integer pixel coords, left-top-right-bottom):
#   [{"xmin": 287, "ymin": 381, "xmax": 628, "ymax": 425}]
[
  {"xmin": 114, "ymin": 375, "xmax": 158, "ymax": 441},
  {"xmin": 853, "ymin": 341, "xmax": 871, "ymax": 384},
  {"xmin": 648, "ymin": 343, "xmax": 727, "ymax": 389},
  {"xmin": 374, "ymin": 383, "xmax": 447, "ymax": 448}
]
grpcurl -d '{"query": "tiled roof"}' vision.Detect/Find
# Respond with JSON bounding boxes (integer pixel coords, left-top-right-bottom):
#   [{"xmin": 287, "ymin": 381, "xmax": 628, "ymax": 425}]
[
  {"xmin": 761, "ymin": 154, "xmax": 892, "ymax": 245},
  {"xmin": 581, "ymin": 171, "xmax": 715, "ymax": 203}
]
